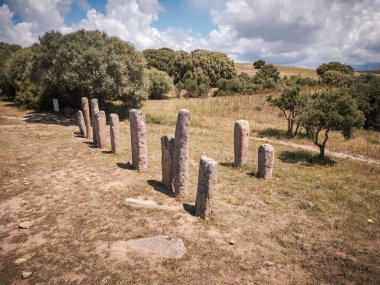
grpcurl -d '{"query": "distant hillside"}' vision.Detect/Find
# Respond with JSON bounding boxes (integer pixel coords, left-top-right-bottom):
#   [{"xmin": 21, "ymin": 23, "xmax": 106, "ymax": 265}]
[
  {"xmin": 235, "ymin": 63, "xmax": 317, "ymax": 78},
  {"xmin": 351, "ymin": 63, "xmax": 380, "ymax": 72}
]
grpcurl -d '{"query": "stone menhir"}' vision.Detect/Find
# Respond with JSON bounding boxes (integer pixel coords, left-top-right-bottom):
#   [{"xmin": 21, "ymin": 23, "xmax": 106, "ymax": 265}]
[
  {"xmin": 234, "ymin": 120, "xmax": 250, "ymax": 166},
  {"xmin": 161, "ymin": 135, "xmax": 175, "ymax": 191},
  {"xmin": 173, "ymin": 109, "xmax": 191, "ymax": 197},
  {"xmin": 109, "ymin": 113, "xmax": 120, "ymax": 154},
  {"xmin": 81, "ymin": 97, "xmax": 92, "ymax": 139},
  {"xmin": 96, "ymin": 111, "xmax": 107, "ymax": 148},
  {"xmin": 129, "ymin": 109, "xmax": 147, "ymax": 170},
  {"xmin": 76, "ymin": 110, "xmax": 86, "ymax": 137},
  {"xmin": 258, "ymin": 144, "xmax": 274, "ymax": 179},
  {"xmin": 90, "ymin": 99, "xmax": 99, "ymax": 145},
  {"xmin": 195, "ymin": 156, "xmax": 217, "ymax": 219}
]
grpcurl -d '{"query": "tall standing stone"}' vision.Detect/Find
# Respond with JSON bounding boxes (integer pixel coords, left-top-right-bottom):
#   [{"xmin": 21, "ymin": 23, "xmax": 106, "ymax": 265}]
[
  {"xmin": 234, "ymin": 120, "xmax": 250, "ymax": 166},
  {"xmin": 110, "ymin": 113, "xmax": 120, "ymax": 154},
  {"xmin": 258, "ymin": 144, "xmax": 274, "ymax": 179},
  {"xmin": 161, "ymin": 135, "xmax": 175, "ymax": 191},
  {"xmin": 173, "ymin": 109, "xmax": 191, "ymax": 197},
  {"xmin": 96, "ymin": 111, "xmax": 107, "ymax": 148},
  {"xmin": 195, "ymin": 156, "xmax": 217, "ymax": 219},
  {"xmin": 90, "ymin": 99, "xmax": 99, "ymax": 146},
  {"xmin": 81, "ymin": 97, "xmax": 92, "ymax": 139},
  {"xmin": 76, "ymin": 110, "xmax": 86, "ymax": 137},
  {"xmin": 129, "ymin": 109, "xmax": 147, "ymax": 170}
]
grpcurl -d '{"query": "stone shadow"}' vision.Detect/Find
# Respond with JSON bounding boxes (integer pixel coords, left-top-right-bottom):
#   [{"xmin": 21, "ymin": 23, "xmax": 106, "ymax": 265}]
[
  {"xmin": 147, "ymin": 179, "xmax": 173, "ymax": 197},
  {"xmin": 24, "ymin": 112, "xmax": 74, "ymax": 126},
  {"xmin": 116, "ymin": 162, "xmax": 135, "ymax": 170},
  {"xmin": 279, "ymin": 150, "xmax": 336, "ymax": 166},
  {"xmin": 257, "ymin": 128, "xmax": 308, "ymax": 139},
  {"xmin": 183, "ymin": 203, "xmax": 196, "ymax": 216}
]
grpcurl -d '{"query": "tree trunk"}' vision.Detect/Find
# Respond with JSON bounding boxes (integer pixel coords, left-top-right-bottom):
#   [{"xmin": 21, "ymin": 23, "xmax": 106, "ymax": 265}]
[
  {"xmin": 318, "ymin": 145, "xmax": 325, "ymax": 158},
  {"xmin": 294, "ymin": 122, "xmax": 300, "ymax": 136}
]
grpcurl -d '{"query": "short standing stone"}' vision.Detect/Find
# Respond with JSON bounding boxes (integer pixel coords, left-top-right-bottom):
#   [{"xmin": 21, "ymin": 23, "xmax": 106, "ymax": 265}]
[
  {"xmin": 258, "ymin": 144, "xmax": 274, "ymax": 179},
  {"xmin": 96, "ymin": 111, "xmax": 107, "ymax": 148},
  {"xmin": 76, "ymin": 110, "xmax": 86, "ymax": 137},
  {"xmin": 90, "ymin": 99, "xmax": 99, "ymax": 145},
  {"xmin": 195, "ymin": 156, "xmax": 217, "ymax": 219},
  {"xmin": 234, "ymin": 120, "xmax": 250, "ymax": 166},
  {"xmin": 129, "ymin": 109, "xmax": 147, "ymax": 170},
  {"xmin": 161, "ymin": 135, "xmax": 175, "ymax": 191},
  {"xmin": 173, "ymin": 109, "xmax": 191, "ymax": 197},
  {"xmin": 109, "ymin": 113, "xmax": 120, "ymax": 154},
  {"xmin": 81, "ymin": 97, "xmax": 92, "ymax": 139}
]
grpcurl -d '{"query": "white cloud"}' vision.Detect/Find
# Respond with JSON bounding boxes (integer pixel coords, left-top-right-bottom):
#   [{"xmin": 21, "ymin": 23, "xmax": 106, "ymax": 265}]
[{"xmin": 0, "ymin": 0, "xmax": 379, "ymax": 67}]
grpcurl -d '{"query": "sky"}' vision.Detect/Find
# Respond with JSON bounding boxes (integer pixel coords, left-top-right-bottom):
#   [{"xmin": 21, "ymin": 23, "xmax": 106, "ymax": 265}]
[{"xmin": 0, "ymin": 0, "xmax": 379, "ymax": 67}]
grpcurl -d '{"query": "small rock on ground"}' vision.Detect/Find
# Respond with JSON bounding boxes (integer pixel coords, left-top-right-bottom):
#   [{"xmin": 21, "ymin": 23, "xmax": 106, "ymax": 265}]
[
  {"xmin": 367, "ymin": 219, "xmax": 374, "ymax": 224},
  {"xmin": 264, "ymin": 261, "xmax": 274, "ymax": 267},
  {"xmin": 22, "ymin": 272, "xmax": 32, "ymax": 279},
  {"xmin": 15, "ymin": 258, "xmax": 27, "ymax": 265},
  {"xmin": 18, "ymin": 221, "xmax": 32, "ymax": 229}
]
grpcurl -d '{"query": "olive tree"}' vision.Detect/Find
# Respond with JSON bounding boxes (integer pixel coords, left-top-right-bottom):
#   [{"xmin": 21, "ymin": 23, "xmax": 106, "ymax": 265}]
[
  {"xmin": 32, "ymin": 30, "xmax": 148, "ymax": 109},
  {"xmin": 267, "ymin": 87, "xmax": 305, "ymax": 136},
  {"xmin": 301, "ymin": 89, "xmax": 364, "ymax": 157}
]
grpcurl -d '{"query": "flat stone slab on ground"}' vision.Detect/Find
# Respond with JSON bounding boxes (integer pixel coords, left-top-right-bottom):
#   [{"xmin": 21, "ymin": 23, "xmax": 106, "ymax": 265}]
[
  {"xmin": 109, "ymin": 235, "xmax": 186, "ymax": 259},
  {"xmin": 125, "ymin": 198, "xmax": 175, "ymax": 211},
  {"xmin": 18, "ymin": 221, "xmax": 32, "ymax": 229}
]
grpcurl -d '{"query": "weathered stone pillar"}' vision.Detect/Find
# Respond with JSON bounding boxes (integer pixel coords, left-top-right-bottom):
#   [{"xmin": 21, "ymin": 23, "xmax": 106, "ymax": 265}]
[
  {"xmin": 173, "ymin": 109, "xmax": 191, "ymax": 197},
  {"xmin": 90, "ymin": 99, "xmax": 99, "ymax": 145},
  {"xmin": 96, "ymin": 111, "xmax": 107, "ymax": 148},
  {"xmin": 110, "ymin": 113, "xmax": 120, "ymax": 154},
  {"xmin": 81, "ymin": 97, "xmax": 92, "ymax": 139},
  {"xmin": 129, "ymin": 109, "xmax": 147, "ymax": 170},
  {"xmin": 76, "ymin": 110, "xmax": 86, "ymax": 137},
  {"xmin": 195, "ymin": 156, "xmax": 217, "ymax": 219},
  {"xmin": 258, "ymin": 144, "xmax": 274, "ymax": 179},
  {"xmin": 234, "ymin": 120, "xmax": 250, "ymax": 166},
  {"xmin": 161, "ymin": 135, "xmax": 175, "ymax": 191}
]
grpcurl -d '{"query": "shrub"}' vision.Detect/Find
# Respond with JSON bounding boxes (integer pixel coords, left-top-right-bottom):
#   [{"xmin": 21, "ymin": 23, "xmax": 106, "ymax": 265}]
[
  {"xmin": 143, "ymin": 48, "xmax": 176, "ymax": 76},
  {"xmin": 147, "ymin": 68, "xmax": 174, "ymax": 99},
  {"xmin": 183, "ymin": 79, "xmax": 210, "ymax": 98},
  {"xmin": 253, "ymin": 60, "xmax": 265, "ymax": 69},
  {"xmin": 321, "ymin": 70, "xmax": 352, "ymax": 87},
  {"xmin": 14, "ymin": 81, "xmax": 40, "ymax": 108},
  {"xmin": 316, "ymin": 61, "xmax": 354, "ymax": 76},
  {"xmin": 253, "ymin": 64, "xmax": 280, "ymax": 88}
]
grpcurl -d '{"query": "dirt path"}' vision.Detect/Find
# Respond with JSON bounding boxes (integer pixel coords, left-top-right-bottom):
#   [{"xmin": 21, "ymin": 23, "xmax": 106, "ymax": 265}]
[{"xmin": 253, "ymin": 136, "xmax": 380, "ymax": 165}]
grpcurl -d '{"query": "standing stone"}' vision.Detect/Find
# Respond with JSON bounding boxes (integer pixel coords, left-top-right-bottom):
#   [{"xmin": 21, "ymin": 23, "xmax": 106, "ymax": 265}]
[
  {"xmin": 81, "ymin": 97, "xmax": 92, "ymax": 139},
  {"xmin": 195, "ymin": 156, "xmax": 217, "ymax": 219},
  {"xmin": 129, "ymin": 109, "xmax": 147, "ymax": 170},
  {"xmin": 110, "ymin": 113, "xmax": 120, "ymax": 154},
  {"xmin": 258, "ymin": 144, "xmax": 274, "ymax": 179},
  {"xmin": 76, "ymin": 110, "xmax": 86, "ymax": 137},
  {"xmin": 161, "ymin": 135, "xmax": 175, "ymax": 191},
  {"xmin": 173, "ymin": 109, "xmax": 191, "ymax": 197},
  {"xmin": 90, "ymin": 99, "xmax": 100, "ymax": 146},
  {"xmin": 96, "ymin": 111, "xmax": 107, "ymax": 148},
  {"xmin": 234, "ymin": 120, "xmax": 250, "ymax": 166}
]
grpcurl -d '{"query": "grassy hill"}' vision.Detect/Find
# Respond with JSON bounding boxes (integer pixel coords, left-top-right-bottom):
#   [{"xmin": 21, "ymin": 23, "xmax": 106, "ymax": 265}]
[{"xmin": 235, "ymin": 63, "xmax": 318, "ymax": 78}]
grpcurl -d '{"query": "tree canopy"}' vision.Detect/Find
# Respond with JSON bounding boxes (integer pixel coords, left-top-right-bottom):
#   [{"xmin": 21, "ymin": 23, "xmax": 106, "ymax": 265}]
[
  {"xmin": 316, "ymin": 61, "xmax": 354, "ymax": 76},
  {"xmin": 143, "ymin": 48, "xmax": 176, "ymax": 76},
  {"xmin": 32, "ymin": 30, "xmax": 148, "ymax": 109}
]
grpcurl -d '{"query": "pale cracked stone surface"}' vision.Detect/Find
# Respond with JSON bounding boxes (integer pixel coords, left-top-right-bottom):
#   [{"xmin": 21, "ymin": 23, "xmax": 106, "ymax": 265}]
[
  {"xmin": 81, "ymin": 97, "xmax": 92, "ymax": 139},
  {"xmin": 76, "ymin": 110, "xmax": 86, "ymax": 137},
  {"xmin": 90, "ymin": 99, "xmax": 99, "ymax": 145},
  {"xmin": 109, "ymin": 236, "xmax": 186, "ymax": 259},
  {"xmin": 195, "ymin": 156, "xmax": 217, "ymax": 219},
  {"xmin": 109, "ymin": 113, "xmax": 120, "ymax": 154},
  {"xmin": 258, "ymin": 144, "xmax": 274, "ymax": 179},
  {"xmin": 161, "ymin": 135, "xmax": 175, "ymax": 191},
  {"xmin": 125, "ymin": 198, "xmax": 174, "ymax": 211},
  {"xmin": 173, "ymin": 109, "xmax": 191, "ymax": 197},
  {"xmin": 234, "ymin": 120, "xmax": 250, "ymax": 166},
  {"xmin": 96, "ymin": 111, "xmax": 107, "ymax": 149},
  {"xmin": 129, "ymin": 109, "xmax": 147, "ymax": 170},
  {"xmin": 18, "ymin": 221, "xmax": 31, "ymax": 229}
]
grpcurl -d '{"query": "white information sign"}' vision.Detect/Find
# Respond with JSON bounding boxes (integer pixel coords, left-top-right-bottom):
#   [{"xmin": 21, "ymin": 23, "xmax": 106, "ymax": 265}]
[{"xmin": 53, "ymin": 99, "xmax": 59, "ymax": 112}]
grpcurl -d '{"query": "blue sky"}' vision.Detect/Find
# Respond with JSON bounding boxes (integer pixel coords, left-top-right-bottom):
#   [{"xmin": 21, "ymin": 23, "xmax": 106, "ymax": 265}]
[{"xmin": 1, "ymin": 0, "xmax": 379, "ymax": 67}]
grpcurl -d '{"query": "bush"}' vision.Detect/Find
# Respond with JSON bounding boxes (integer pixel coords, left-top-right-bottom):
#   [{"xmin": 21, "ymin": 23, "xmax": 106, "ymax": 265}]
[
  {"xmin": 253, "ymin": 64, "xmax": 280, "ymax": 88},
  {"xmin": 32, "ymin": 30, "xmax": 148, "ymax": 110},
  {"xmin": 253, "ymin": 60, "xmax": 265, "ymax": 69},
  {"xmin": 183, "ymin": 79, "xmax": 210, "ymax": 98},
  {"xmin": 175, "ymin": 81, "xmax": 185, "ymax": 98},
  {"xmin": 316, "ymin": 61, "xmax": 354, "ymax": 76},
  {"xmin": 143, "ymin": 48, "xmax": 176, "ymax": 76},
  {"xmin": 14, "ymin": 81, "xmax": 40, "ymax": 108},
  {"xmin": 321, "ymin": 70, "xmax": 353, "ymax": 87},
  {"xmin": 147, "ymin": 69, "xmax": 174, "ymax": 99}
]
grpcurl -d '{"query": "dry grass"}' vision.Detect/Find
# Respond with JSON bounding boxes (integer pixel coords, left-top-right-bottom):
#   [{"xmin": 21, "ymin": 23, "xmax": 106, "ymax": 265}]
[
  {"xmin": 235, "ymin": 63, "xmax": 318, "ymax": 78},
  {"xmin": 1, "ymin": 100, "xmax": 379, "ymax": 284}
]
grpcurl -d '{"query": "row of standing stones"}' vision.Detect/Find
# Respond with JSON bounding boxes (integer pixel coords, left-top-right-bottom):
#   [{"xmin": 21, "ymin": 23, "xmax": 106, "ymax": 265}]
[{"xmin": 76, "ymin": 98, "xmax": 274, "ymax": 219}]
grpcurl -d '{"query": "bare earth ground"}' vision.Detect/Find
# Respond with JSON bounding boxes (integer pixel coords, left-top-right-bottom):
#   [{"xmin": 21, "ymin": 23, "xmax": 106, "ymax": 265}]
[{"xmin": 0, "ymin": 101, "xmax": 379, "ymax": 284}]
